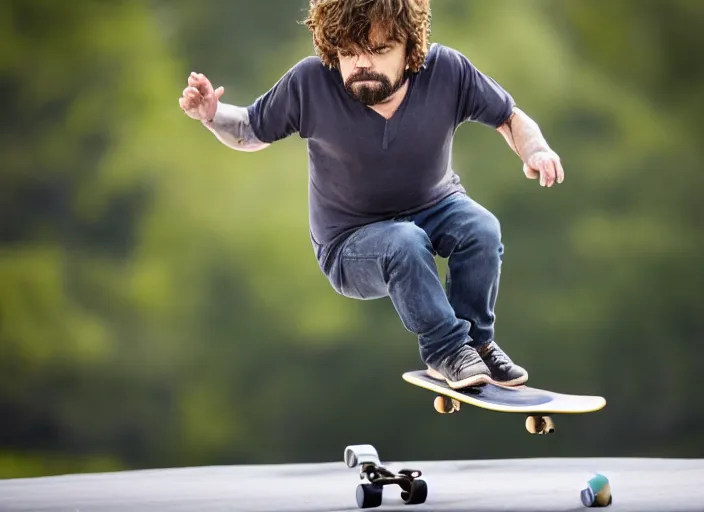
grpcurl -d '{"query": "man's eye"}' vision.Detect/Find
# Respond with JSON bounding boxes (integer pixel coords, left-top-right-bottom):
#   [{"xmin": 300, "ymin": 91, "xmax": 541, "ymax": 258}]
[{"xmin": 373, "ymin": 46, "xmax": 390, "ymax": 54}]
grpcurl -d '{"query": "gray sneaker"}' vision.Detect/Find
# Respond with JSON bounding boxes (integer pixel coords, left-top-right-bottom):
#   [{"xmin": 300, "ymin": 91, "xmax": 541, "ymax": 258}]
[
  {"xmin": 478, "ymin": 341, "xmax": 528, "ymax": 386},
  {"xmin": 427, "ymin": 344, "xmax": 492, "ymax": 389}
]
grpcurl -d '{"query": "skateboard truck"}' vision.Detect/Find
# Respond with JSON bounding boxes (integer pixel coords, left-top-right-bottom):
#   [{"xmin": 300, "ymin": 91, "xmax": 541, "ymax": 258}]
[{"xmin": 344, "ymin": 444, "xmax": 428, "ymax": 508}]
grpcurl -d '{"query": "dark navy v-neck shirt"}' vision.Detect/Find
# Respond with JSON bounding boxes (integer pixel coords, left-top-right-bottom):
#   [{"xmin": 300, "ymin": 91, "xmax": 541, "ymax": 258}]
[{"xmin": 246, "ymin": 43, "xmax": 514, "ymax": 246}]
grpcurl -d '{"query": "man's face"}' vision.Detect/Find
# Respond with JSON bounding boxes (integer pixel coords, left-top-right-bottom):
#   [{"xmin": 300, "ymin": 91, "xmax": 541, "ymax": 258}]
[{"xmin": 337, "ymin": 27, "xmax": 408, "ymax": 106}]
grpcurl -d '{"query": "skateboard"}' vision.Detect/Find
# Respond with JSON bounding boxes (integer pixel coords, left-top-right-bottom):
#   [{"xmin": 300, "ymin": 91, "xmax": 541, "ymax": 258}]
[{"xmin": 402, "ymin": 370, "xmax": 606, "ymax": 435}]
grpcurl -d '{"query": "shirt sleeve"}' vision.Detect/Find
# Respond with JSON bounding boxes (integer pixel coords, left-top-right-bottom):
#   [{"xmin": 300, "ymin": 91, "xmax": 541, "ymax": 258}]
[
  {"xmin": 451, "ymin": 49, "xmax": 515, "ymax": 128},
  {"xmin": 246, "ymin": 63, "xmax": 303, "ymax": 144}
]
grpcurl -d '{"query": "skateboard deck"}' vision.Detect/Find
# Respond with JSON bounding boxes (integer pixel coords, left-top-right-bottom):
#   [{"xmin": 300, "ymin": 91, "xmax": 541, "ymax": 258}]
[{"xmin": 402, "ymin": 370, "xmax": 606, "ymax": 415}]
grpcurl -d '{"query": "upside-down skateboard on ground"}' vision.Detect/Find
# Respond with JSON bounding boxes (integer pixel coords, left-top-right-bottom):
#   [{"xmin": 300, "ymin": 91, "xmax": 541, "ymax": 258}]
[{"xmin": 402, "ymin": 370, "xmax": 607, "ymax": 434}]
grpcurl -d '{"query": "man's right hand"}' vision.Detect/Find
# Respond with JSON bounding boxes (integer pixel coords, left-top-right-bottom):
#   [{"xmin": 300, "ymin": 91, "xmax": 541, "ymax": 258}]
[{"xmin": 179, "ymin": 72, "xmax": 225, "ymax": 122}]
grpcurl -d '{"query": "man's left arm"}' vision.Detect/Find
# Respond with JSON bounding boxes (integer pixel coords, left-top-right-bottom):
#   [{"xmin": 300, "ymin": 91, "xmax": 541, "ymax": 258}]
[
  {"xmin": 450, "ymin": 47, "xmax": 564, "ymax": 188},
  {"xmin": 496, "ymin": 107, "xmax": 564, "ymax": 188}
]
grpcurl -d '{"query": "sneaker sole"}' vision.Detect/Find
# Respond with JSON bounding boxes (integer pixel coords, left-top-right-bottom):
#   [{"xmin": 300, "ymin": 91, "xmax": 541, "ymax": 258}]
[
  {"xmin": 491, "ymin": 374, "xmax": 529, "ymax": 387},
  {"xmin": 428, "ymin": 367, "xmax": 529, "ymax": 388},
  {"xmin": 426, "ymin": 367, "xmax": 492, "ymax": 389}
]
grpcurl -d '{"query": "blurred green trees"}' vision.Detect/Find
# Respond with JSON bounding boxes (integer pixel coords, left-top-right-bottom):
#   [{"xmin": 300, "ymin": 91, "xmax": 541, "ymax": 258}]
[{"xmin": 0, "ymin": 0, "xmax": 702, "ymax": 478}]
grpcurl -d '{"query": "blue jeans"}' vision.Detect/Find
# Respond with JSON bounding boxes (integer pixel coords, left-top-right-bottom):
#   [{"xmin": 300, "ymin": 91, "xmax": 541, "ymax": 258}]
[{"xmin": 313, "ymin": 192, "xmax": 503, "ymax": 367}]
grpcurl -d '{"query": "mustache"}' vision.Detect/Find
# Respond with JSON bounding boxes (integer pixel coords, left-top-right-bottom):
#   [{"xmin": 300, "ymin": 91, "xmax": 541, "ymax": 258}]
[{"xmin": 348, "ymin": 71, "xmax": 388, "ymax": 83}]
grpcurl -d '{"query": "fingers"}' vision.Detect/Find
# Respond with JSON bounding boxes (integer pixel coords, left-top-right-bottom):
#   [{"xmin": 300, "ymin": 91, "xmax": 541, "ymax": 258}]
[
  {"xmin": 543, "ymin": 156, "xmax": 565, "ymax": 187},
  {"xmin": 539, "ymin": 159, "xmax": 557, "ymax": 188},
  {"xmin": 179, "ymin": 72, "xmax": 222, "ymax": 122},
  {"xmin": 180, "ymin": 85, "xmax": 203, "ymax": 110},
  {"xmin": 182, "ymin": 85, "xmax": 200, "ymax": 99},
  {"xmin": 188, "ymin": 72, "xmax": 213, "ymax": 96},
  {"xmin": 554, "ymin": 158, "xmax": 565, "ymax": 184},
  {"xmin": 525, "ymin": 152, "xmax": 564, "ymax": 188}
]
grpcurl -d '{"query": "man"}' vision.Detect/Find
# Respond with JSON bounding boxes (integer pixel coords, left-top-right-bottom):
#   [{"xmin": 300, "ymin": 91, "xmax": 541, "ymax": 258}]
[{"xmin": 179, "ymin": 0, "xmax": 564, "ymax": 389}]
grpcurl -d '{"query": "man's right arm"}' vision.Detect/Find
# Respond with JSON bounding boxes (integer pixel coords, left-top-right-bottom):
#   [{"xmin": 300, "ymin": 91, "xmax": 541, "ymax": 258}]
[
  {"xmin": 202, "ymin": 102, "xmax": 270, "ymax": 152},
  {"xmin": 183, "ymin": 60, "xmax": 305, "ymax": 150}
]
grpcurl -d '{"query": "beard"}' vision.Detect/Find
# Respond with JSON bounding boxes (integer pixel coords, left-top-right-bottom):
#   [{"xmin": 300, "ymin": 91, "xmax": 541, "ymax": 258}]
[{"xmin": 344, "ymin": 69, "xmax": 407, "ymax": 106}]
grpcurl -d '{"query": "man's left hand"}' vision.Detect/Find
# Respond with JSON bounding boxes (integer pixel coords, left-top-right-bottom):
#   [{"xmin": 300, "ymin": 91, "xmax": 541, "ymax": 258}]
[{"xmin": 523, "ymin": 150, "xmax": 564, "ymax": 188}]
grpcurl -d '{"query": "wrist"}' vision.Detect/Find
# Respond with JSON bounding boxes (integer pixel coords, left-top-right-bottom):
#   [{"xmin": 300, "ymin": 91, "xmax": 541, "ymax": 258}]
[{"xmin": 203, "ymin": 101, "xmax": 221, "ymax": 125}]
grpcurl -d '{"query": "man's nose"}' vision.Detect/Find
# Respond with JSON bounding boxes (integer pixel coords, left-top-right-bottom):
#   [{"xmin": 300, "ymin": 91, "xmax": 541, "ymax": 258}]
[{"xmin": 354, "ymin": 53, "xmax": 372, "ymax": 68}]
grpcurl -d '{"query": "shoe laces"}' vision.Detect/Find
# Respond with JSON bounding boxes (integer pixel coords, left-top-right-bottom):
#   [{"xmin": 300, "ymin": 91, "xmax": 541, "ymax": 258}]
[
  {"xmin": 449, "ymin": 345, "xmax": 482, "ymax": 372},
  {"xmin": 480, "ymin": 342, "xmax": 511, "ymax": 367}
]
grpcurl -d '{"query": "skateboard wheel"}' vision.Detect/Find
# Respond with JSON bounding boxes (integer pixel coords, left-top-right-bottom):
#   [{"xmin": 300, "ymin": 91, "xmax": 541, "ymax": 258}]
[
  {"xmin": 525, "ymin": 415, "xmax": 555, "ymax": 434},
  {"xmin": 525, "ymin": 415, "xmax": 539, "ymax": 434},
  {"xmin": 433, "ymin": 396, "xmax": 460, "ymax": 414},
  {"xmin": 400, "ymin": 479, "xmax": 428, "ymax": 505},
  {"xmin": 356, "ymin": 483, "xmax": 383, "ymax": 508},
  {"xmin": 581, "ymin": 474, "xmax": 612, "ymax": 507},
  {"xmin": 433, "ymin": 396, "xmax": 451, "ymax": 414},
  {"xmin": 543, "ymin": 416, "xmax": 555, "ymax": 434}
]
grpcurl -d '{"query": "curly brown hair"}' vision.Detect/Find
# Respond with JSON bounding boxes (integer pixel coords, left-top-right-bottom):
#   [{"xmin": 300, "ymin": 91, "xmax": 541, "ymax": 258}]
[{"xmin": 303, "ymin": 0, "xmax": 431, "ymax": 73}]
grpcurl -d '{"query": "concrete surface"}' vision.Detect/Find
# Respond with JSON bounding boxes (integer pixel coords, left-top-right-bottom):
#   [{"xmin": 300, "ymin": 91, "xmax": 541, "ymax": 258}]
[{"xmin": 1, "ymin": 457, "xmax": 703, "ymax": 511}]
